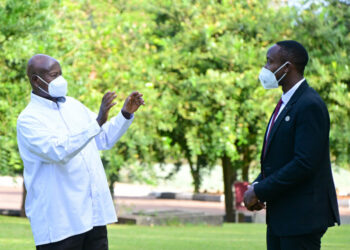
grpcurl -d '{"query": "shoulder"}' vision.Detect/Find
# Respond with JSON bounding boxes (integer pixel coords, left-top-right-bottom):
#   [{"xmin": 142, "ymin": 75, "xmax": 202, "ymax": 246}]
[
  {"xmin": 296, "ymin": 85, "xmax": 329, "ymax": 122},
  {"xmin": 64, "ymin": 96, "xmax": 91, "ymax": 111},
  {"xmin": 17, "ymin": 109, "xmax": 40, "ymax": 132},
  {"xmin": 17, "ymin": 102, "xmax": 39, "ymax": 125},
  {"xmin": 64, "ymin": 96, "xmax": 95, "ymax": 117},
  {"xmin": 65, "ymin": 96, "xmax": 85, "ymax": 107},
  {"xmin": 299, "ymin": 85, "xmax": 327, "ymax": 110}
]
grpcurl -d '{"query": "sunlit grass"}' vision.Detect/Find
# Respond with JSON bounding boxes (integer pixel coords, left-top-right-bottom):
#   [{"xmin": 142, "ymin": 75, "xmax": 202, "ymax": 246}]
[{"xmin": 0, "ymin": 216, "xmax": 349, "ymax": 250}]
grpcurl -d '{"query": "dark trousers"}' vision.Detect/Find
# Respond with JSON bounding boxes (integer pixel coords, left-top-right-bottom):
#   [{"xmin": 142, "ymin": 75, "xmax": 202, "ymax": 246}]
[
  {"xmin": 267, "ymin": 226, "xmax": 326, "ymax": 250},
  {"xmin": 36, "ymin": 226, "xmax": 108, "ymax": 250}
]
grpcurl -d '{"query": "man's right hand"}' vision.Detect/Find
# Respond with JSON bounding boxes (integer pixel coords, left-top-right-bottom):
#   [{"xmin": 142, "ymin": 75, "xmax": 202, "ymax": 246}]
[
  {"xmin": 250, "ymin": 201, "xmax": 265, "ymax": 211},
  {"xmin": 244, "ymin": 184, "xmax": 266, "ymax": 211},
  {"xmin": 96, "ymin": 91, "xmax": 117, "ymax": 127}
]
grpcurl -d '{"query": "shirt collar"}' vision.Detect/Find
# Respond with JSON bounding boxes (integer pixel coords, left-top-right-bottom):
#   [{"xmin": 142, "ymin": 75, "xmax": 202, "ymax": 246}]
[
  {"xmin": 281, "ymin": 78, "xmax": 305, "ymax": 105},
  {"xmin": 30, "ymin": 92, "xmax": 59, "ymax": 109}
]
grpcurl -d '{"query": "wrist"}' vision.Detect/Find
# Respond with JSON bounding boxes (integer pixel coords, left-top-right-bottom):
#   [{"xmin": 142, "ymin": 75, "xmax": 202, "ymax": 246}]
[{"xmin": 121, "ymin": 109, "xmax": 132, "ymax": 119}]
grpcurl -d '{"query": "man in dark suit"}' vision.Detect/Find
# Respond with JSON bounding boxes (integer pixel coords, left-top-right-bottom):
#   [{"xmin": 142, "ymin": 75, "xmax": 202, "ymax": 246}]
[{"xmin": 244, "ymin": 40, "xmax": 340, "ymax": 250}]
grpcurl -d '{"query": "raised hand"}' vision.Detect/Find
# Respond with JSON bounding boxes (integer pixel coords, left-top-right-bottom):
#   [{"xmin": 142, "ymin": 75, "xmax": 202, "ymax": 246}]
[
  {"xmin": 96, "ymin": 91, "xmax": 117, "ymax": 126},
  {"xmin": 122, "ymin": 91, "xmax": 145, "ymax": 114}
]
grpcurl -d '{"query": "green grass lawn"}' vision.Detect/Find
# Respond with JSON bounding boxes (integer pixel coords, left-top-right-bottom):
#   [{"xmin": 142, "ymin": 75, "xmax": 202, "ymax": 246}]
[{"xmin": 0, "ymin": 215, "xmax": 349, "ymax": 250}]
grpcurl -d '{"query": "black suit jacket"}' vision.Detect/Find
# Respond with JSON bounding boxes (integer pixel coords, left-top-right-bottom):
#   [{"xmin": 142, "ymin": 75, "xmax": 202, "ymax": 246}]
[{"xmin": 254, "ymin": 80, "xmax": 340, "ymax": 236}]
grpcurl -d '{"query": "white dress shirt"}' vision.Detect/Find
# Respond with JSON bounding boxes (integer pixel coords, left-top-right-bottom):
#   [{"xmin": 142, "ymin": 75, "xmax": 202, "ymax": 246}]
[
  {"xmin": 17, "ymin": 93, "xmax": 133, "ymax": 246},
  {"xmin": 277, "ymin": 78, "xmax": 305, "ymax": 119},
  {"xmin": 267, "ymin": 78, "xmax": 305, "ymax": 132}
]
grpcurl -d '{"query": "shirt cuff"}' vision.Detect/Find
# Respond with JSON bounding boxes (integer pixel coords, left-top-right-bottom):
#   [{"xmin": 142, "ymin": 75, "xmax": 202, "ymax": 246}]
[
  {"xmin": 253, "ymin": 182, "xmax": 266, "ymax": 203},
  {"xmin": 121, "ymin": 109, "xmax": 134, "ymax": 120}
]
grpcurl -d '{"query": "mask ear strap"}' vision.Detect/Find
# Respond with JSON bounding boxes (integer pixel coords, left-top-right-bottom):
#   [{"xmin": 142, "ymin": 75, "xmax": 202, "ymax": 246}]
[
  {"xmin": 36, "ymin": 85, "xmax": 50, "ymax": 96},
  {"xmin": 33, "ymin": 74, "xmax": 51, "ymax": 96},
  {"xmin": 277, "ymin": 73, "xmax": 287, "ymax": 83},
  {"xmin": 34, "ymin": 75, "xmax": 49, "ymax": 86},
  {"xmin": 273, "ymin": 61, "xmax": 290, "ymax": 74}
]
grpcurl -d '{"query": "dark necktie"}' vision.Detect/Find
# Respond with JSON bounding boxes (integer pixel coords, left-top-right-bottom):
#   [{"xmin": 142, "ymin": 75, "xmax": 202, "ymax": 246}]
[{"xmin": 263, "ymin": 98, "xmax": 283, "ymax": 159}]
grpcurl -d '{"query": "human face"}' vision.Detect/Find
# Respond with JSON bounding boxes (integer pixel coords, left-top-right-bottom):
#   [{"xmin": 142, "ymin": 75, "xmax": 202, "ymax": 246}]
[
  {"xmin": 264, "ymin": 45, "xmax": 289, "ymax": 84},
  {"xmin": 32, "ymin": 61, "xmax": 62, "ymax": 93}
]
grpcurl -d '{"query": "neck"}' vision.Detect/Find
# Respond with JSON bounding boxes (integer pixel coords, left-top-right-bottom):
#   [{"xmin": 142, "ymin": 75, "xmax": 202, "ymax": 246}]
[
  {"xmin": 282, "ymin": 74, "xmax": 304, "ymax": 94},
  {"xmin": 32, "ymin": 89, "xmax": 57, "ymax": 103}
]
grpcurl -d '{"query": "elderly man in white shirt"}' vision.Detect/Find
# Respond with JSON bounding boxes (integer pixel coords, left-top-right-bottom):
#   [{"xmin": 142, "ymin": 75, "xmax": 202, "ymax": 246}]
[{"xmin": 17, "ymin": 54, "xmax": 144, "ymax": 250}]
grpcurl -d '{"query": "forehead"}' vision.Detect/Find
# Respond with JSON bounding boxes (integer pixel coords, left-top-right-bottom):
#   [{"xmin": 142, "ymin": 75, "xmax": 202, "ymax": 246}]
[
  {"xmin": 48, "ymin": 61, "xmax": 61, "ymax": 72},
  {"xmin": 267, "ymin": 44, "xmax": 281, "ymax": 60},
  {"xmin": 37, "ymin": 59, "xmax": 61, "ymax": 75}
]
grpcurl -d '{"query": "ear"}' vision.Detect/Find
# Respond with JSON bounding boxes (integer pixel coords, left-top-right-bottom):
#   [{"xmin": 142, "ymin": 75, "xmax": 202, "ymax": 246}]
[
  {"xmin": 31, "ymin": 74, "xmax": 37, "ymax": 83},
  {"xmin": 30, "ymin": 75, "xmax": 41, "ymax": 88},
  {"xmin": 284, "ymin": 62, "xmax": 291, "ymax": 73}
]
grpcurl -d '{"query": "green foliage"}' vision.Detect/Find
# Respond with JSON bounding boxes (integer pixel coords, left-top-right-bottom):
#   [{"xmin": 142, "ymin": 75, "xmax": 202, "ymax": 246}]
[
  {"xmin": 294, "ymin": 0, "xmax": 350, "ymax": 165},
  {"xmin": 0, "ymin": 0, "xmax": 349, "ymax": 194},
  {"xmin": 0, "ymin": 0, "xmax": 55, "ymax": 175}
]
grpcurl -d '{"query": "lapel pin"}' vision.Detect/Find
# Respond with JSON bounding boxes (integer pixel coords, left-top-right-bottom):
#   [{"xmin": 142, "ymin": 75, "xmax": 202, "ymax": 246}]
[{"xmin": 285, "ymin": 116, "xmax": 290, "ymax": 122}]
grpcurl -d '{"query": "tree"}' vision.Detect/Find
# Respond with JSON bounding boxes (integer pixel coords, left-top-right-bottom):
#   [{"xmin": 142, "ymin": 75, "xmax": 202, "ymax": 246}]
[
  {"xmin": 144, "ymin": 0, "xmax": 289, "ymax": 221},
  {"xmin": 293, "ymin": 0, "xmax": 350, "ymax": 167},
  {"xmin": 0, "ymin": 0, "xmax": 56, "ymax": 216},
  {"xmin": 143, "ymin": 0, "xmax": 350, "ymax": 221},
  {"xmin": 1, "ymin": 0, "xmax": 349, "ymax": 222}
]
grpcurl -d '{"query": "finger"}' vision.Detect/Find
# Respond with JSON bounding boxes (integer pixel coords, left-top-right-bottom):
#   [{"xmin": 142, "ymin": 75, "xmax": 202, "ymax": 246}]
[
  {"xmin": 247, "ymin": 198, "xmax": 258, "ymax": 208},
  {"xmin": 102, "ymin": 93, "xmax": 113, "ymax": 103},
  {"xmin": 256, "ymin": 205, "xmax": 264, "ymax": 211},
  {"xmin": 102, "ymin": 93, "xmax": 108, "ymax": 102},
  {"xmin": 255, "ymin": 206, "xmax": 264, "ymax": 211},
  {"xmin": 103, "ymin": 91, "xmax": 112, "ymax": 99},
  {"xmin": 137, "ymin": 96, "xmax": 143, "ymax": 103},
  {"xmin": 106, "ymin": 91, "xmax": 116, "ymax": 97},
  {"xmin": 108, "ymin": 93, "xmax": 117, "ymax": 102},
  {"xmin": 252, "ymin": 204, "xmax": 262, "ymax": 211},
  {"xmin": 254, "ymin": 202, "xmax": 265, "ymax": 210},
  {"xmin": 105, "ymin": 93, "xmax": 117, "ymax": 104},
  {"xmin": 247, "ymin": 203, "xmax": 256, "ymax": 211},
  {"xmin": 107, "ymin": 91, "xmax": 116, "ymax": 99},
  {"xmin": 136, "ymin": 99, "xmax": 143, "ymax": 106},
  {"xmin": 130, "ymin": 91, "xmax": 140, "ymax": 97},
  {"xmin": 107, "ymin": 102, "xmax": 117, "ymax": 109}
]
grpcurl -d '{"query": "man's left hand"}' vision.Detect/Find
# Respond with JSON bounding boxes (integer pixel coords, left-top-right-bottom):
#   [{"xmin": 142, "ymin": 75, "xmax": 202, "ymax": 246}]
[
  {"xmin": 122, "ymin": 91, "xmax": 145, "ymax": 114},
  {"xmin": 244, "ymin": 185, "xmax": 259, "ymax": 211}
]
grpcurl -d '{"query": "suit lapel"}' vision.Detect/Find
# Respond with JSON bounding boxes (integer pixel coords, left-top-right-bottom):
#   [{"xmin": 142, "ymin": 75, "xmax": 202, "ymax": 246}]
[
  {"xmin": 260, "ymin": 109, "xmax": 275, "ymax": 163},
  {"xmin": 263, "ymin": 80, "xmax": 309, "ymax": 160}
]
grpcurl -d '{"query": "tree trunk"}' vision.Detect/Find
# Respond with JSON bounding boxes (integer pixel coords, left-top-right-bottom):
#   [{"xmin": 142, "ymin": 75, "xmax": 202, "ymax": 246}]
[
  {"xmin": 108, "ymin": 172, "xmax": 119, "ymax": 199},
  {"xmin": 241, "ymin": 146, "xmax": 252, "ymax": 181},
  {"xmin": 109, "ymin": 181, "xmax": 115, "ymax": 198},
  {"xmin": 242, "ymin": 164, "xmax": 249, "ymax": 182},
  {"xmin": 222, "ymin": 154, "xmax": 237, "ymax": 222},
  {"xmin": 186, "ymin": 154, "xmax": 202, "ymax": 194},
  {"xmin": 189, "ymin": 163, "xmax": 201, "ymax": 193},
  {"xmin": 20, "ymin": 179, "xmax": 26, "ymax": 217}
]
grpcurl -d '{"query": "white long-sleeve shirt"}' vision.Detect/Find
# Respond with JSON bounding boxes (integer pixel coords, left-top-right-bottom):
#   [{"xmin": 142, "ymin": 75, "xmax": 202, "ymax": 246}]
[{"xmin": 17, "ymin": 93, "xmax": 133, "ymax": 246}]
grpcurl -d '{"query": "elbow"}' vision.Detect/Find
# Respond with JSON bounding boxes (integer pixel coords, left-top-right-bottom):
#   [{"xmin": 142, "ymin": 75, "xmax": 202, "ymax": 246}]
[
  {"xmin": 39, "ymin": 147, "xmax": 71, "ymax": 164},
  {"xmin": 295, "ymin": 158, "xmax": 318, "ymax": 176},
  {"xmin": 46, "ymin": 153, "xmax": 70, "ymax": 165}
]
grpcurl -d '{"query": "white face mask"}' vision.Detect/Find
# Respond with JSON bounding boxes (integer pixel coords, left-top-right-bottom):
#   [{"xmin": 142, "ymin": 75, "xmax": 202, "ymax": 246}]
[
  {"xmin": 35, "ymin": 75, "xmax": 68, "ymax": 98},
  {"xmin": 259, "ymin": 61, "xmax": 290, "ymax": 89}
]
